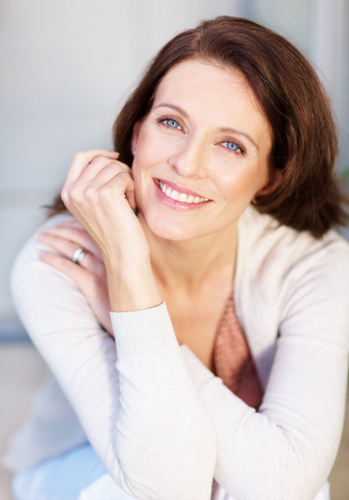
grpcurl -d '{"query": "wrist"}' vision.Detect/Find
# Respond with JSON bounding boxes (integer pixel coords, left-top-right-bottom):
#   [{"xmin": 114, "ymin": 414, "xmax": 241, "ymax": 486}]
[{"xmin": 105, "ymin": 259, "xmax": 162, "ymax": 312}]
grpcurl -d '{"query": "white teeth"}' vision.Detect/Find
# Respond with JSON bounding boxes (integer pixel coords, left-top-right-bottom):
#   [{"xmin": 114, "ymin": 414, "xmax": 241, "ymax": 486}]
[
  {"xmin": 158, "ymin": 181, "xmax": 209, "ymax": 204},
  {"xmin": 170, "ymin": 190, "xmax": 179, "ymax": 201},
  {"xmin": 177, "ymin": 193, "xmax": 188, "ymax": 202}
]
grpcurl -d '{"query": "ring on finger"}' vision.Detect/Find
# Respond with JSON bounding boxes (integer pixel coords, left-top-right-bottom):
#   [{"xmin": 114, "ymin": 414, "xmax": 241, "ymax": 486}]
[{"xmin": 72, "ymin": 248, "xmax": 87, "ymax": 264}]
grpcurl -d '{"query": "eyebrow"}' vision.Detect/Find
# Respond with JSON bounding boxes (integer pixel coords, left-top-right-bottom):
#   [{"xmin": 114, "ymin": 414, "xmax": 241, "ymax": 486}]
[{"xmin": 153, "ymin": 102, "xmax": 259, "ymax": 151}]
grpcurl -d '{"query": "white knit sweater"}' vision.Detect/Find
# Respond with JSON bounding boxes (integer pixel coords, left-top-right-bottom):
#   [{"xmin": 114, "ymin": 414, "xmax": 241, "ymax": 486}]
[{"xmin": 7, "ymin": 205, "xmax": 349, "ymax": 500}]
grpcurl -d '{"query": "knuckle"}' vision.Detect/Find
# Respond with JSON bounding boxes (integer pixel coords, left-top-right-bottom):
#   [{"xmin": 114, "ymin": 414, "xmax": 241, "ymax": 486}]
[
  {"xmin": 121, "ymin": 162, "xmax": 132, "ymax": 172},
  {"xmin": 84, "ymin": 185, "xmax": 96, "ymax": 201},
  {"xmin": 62, "ymin": 183, "xmax": 84, "ymax": 205},
  {"xmin": 94, "ymin": 155, "xmax": 105, "ymax": 163},
  {"xmin": 116, "ymin": 171, "xmax": 131, "ymax": 183},
  {"xmin": 70, "ymin": 183, "xmax": 84, "ymax": 200},
  {"xmin": 72, "ymin": 152, "xmax": 84, "ymax": 162},
  {"xmin": 98, "ymin": 184, "xmax": 114, "ymax": 200},
  {"xmin": 61, "ymin": 185, "xmax": 69, "ymax": 200}
]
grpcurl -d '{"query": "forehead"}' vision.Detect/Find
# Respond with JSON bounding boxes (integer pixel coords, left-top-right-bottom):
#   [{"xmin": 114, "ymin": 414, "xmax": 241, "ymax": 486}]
[{"xmin": 153, "ymin": 59, "xmax": 268, "ymax": 132}]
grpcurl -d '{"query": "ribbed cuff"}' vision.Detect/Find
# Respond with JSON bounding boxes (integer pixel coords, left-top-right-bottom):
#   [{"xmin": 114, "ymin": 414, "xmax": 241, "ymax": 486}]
[{"xmin": 110, "ymin": 302, "xmax": 179, "ymax": 359}]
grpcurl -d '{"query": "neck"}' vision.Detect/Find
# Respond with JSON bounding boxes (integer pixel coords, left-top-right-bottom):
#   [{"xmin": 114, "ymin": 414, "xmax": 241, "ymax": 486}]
[{"xmin": 137, "ymin": 212, "xmax": 238, "ymax": 295}]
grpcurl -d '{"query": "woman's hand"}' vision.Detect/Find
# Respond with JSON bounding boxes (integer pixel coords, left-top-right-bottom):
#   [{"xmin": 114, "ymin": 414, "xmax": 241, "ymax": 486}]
[
  {"xmin": 59, "ymin": 150, "xmax": 162, "ymax": 312},
  {"xmin": 60, "ymin": 150, "xmax": 148, "ymax": 265},
  {"xmin": 37, "ymin": 221, "xmax": 114, "ymax": 335}
]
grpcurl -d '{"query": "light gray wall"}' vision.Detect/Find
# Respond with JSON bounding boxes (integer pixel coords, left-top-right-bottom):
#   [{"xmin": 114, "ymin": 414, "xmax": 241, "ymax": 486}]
[
  {"xmin": 250, "ymin": 0, "xmax": 349, "ymax": 172},
  {"xmin": 250, "ymin": 0, "xmax": 312, "ymax": 53}
]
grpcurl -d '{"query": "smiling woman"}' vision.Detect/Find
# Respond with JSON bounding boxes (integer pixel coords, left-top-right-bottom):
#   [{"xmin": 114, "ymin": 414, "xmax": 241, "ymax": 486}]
[
  {"xmin": 130, "ymin": 60, "xmax": 275, "ymax": 243},
  {"xmin": 7, "ymin": 16, "xmax": 349, "ymax": 500}
]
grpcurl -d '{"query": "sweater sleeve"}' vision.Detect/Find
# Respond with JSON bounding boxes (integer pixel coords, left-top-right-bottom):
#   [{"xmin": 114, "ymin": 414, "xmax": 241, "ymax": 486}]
[
  {"xmin": 10, "ymin": 220, "xmax": 217, "ymax": 500},
  {"xmin": 180, "ymin": 242, "xmax": 349, "ymax": 500}
]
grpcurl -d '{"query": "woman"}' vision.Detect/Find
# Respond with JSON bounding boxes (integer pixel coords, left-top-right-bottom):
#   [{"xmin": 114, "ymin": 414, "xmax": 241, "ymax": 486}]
[{"xmin": 8, "ymin": 16, "xmax": 349, "ymax": 500}]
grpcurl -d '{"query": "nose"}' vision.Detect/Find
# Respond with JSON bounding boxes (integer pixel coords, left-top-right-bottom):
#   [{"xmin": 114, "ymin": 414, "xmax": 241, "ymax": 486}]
[{"xmin": 167, "ymin": 136, "xmax": 208, "ymax": 179}]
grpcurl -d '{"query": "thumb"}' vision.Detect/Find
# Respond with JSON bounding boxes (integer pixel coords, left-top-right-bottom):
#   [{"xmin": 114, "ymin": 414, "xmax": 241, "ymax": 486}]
[{"xmin": 126, "ymin": 188, "xmax": 137, "ymax": 209}]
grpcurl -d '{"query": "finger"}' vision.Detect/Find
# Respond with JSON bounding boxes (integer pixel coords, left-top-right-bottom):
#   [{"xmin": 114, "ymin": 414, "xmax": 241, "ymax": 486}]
[
  {"xmin": 62, "ymin": 159, "xmax": 131, "ymax": 210},
  {"xmin": 37, "ymin": 232, "xmax": 105, "ymax": 276},
  {"xmin": 84, "ymin": 162, "xmax": 134, "ymax": 197},
  {"xmin": 65, "ymin": 150, "xmax": 120, "ymax": 185},
  {"xmin": 85, "ymin": 170, "xmax": 136, "ymax": 212},
  {"xmin": 125, "ymin": 185, "xmax": 137, "ymax": 208},
  {"xmin": 56, "ymin": 220, "xmax": 85, "ymax": 230},
  {"xmin": 40, "ymin": 226, "xmax": 102, "ymax": 259},
  {"xmin": 77, "ymin": 156, "xmax": 130, "ymax": 184},
  {"xmin": 39, "ymin": 250, "xmax": 89, "ymax": 285}
]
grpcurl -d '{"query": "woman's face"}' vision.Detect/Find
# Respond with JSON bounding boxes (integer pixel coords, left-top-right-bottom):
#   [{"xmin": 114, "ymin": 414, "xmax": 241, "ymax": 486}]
[{"xmin": 132, "ymin": 59, "xmax": 275, "ymax": 241}]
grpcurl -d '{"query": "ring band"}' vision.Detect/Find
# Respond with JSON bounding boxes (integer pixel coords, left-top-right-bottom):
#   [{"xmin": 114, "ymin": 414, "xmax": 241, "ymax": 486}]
[{"xmin": 72, "ymin": 248, "xmax": 86, "ymax": 264}]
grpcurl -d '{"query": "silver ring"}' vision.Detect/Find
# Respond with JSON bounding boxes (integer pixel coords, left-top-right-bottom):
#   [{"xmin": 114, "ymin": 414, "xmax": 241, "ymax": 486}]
[{"xmin": 72, "ymin": 248, "xmax": 86, "ymax": 264}]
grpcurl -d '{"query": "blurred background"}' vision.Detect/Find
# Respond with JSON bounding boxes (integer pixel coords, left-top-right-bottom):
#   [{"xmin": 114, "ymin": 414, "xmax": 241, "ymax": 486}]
[{"xmin": 1, "ymin": 0, "xmax": 348, "ymax": 499}]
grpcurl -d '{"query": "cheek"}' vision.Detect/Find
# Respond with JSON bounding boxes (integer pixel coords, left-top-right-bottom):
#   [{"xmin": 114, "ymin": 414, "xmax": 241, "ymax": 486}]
[
  {"xmin": 218, "ymin": 166, "xmax": 253, "ymax": 196},
  {"xmin": 220, "ymin": 162, "xmax": 268, "ymax": 204},
  {"xmin": 133, "ymin": 135, "xmax": 162, "ymax": 173}
]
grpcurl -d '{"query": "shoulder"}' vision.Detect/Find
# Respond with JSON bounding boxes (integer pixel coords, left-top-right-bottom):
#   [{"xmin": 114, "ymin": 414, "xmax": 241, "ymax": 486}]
[
  {"xmin": 11, "ymin": 213, "xmax": 76, "ymax": 295},
  {"xmin": 237, "ymin": 205, "xmax": 349, "ymax": 285},
  {"xmin": 10, "ymin": 214, "xmax": 98, "ymax": 337},
  {"xmin": 236, "ymin": 207, "xmax": 349, "ymax": 329},
  {"xmin": 236, "ymin": 206, "xmax": 349, "ymax": 386},
  {"xmin": 12, "ymin": 213, "xmax": 75, "ymax": 264}
]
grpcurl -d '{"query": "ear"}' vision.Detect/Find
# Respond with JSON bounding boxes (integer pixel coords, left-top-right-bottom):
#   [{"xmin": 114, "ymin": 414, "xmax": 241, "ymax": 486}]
[
  {"xmin": 254, "ymin": 169, "xmax": 283, "ymax": 199},
  {"xmin": 131, "ymin": 122, "xmax": 141, "ymax": 155}
]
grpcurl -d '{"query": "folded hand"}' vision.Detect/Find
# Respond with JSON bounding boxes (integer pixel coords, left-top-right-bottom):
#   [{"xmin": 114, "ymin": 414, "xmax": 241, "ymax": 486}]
[
  {"xmin": 37, "ymin": 221, "xmax": 113, "ymax": 335},
  {"xmin": 60, "ymin": 149, "xmax": 150, "ymax": 269}
]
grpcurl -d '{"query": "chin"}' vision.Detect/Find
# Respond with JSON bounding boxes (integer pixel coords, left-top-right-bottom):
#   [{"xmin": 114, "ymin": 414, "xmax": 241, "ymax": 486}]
[
  {"xmin": 140, "ymin": 207, "xmax": 200, "ymax": 242},
  {"xmin": 149, "ymin": 218, "xmax": 194, "ymax": 241}
]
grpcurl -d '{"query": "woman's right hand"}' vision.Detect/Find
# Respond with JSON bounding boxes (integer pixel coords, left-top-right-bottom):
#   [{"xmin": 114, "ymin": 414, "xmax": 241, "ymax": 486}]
[
  {"xmin": 37, "ymin": 221, "xmax": 113, "ymax": 336},
  {"xmin": 60, "ymin": 149, "xmax": 149, "ymax": 267},
  {"xmin": 60, "ymin": 149, "xmax": 162, "ymax": 313}
]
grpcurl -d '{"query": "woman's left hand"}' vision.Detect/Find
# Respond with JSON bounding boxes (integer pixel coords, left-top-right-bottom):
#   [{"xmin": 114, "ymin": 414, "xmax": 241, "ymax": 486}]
[{"xmin": 37, "ymin": 221, "xmax": 114, "ymax": 335}]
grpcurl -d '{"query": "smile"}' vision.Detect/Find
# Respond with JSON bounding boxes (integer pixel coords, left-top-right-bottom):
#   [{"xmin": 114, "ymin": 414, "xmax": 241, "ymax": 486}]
[{"xmin": 158, "ymin": 181, "xmax": 209, "ymax": 204}]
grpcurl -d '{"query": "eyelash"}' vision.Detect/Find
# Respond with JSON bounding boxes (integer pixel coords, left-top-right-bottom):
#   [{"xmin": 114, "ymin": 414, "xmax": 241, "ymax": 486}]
[
  {"xmin": 221, "ymin": 140, "xmax": 246, "ymax": 155},
  {"xmin": 158, "ymin": 117, "xmax": 182, "ymax": 130},
  {"xmin": 157, "ymin": 117, "xmax": 246, "ymax": 155}
]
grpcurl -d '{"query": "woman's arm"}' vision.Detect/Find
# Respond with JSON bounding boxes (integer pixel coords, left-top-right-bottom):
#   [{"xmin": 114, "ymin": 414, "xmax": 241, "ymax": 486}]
[
  {"xmin": 180, "ymin": 242, "xmax": 349, "ymax": 500},
  {"xmin": 11, "ymin": 217, "xmax": 216, "ymax": 500},
  {"xmin": 38, "ymin": 222, "xmax": 349, "ymax": 500}
]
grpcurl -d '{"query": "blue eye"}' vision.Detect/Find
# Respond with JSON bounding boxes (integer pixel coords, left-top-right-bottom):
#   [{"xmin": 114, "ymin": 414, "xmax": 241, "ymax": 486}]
[
  {"xmin": 161, "ymin": 118, "xmax": 181, "ymax": 129},
  {"xmin": 223, "ymin": 141, "xmax": 242, "ymax": 153}
]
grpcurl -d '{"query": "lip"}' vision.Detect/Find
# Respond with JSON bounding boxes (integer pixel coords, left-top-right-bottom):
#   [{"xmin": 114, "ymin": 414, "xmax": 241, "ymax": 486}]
[
  {"xmin": 153, "ymin": 179, "xmax": 212, "ymax": 210},
  {"xmin": 156, "ymin": 177, "xmax": 209, "ymax": 199}
]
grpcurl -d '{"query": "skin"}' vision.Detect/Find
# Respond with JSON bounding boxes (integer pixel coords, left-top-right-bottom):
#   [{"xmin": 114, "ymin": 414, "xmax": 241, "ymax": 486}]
[{"xmin": 37, "ymin": 59, "xmax": 280, "ymax": 321}]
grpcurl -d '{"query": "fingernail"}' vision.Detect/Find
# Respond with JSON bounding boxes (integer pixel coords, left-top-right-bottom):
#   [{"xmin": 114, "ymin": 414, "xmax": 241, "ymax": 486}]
[
  {"xmin": 39, "ymin": 251, "xmax": 47, "ymax": 258},
  {"xmin": 37, "ymin": 233, "xmax": 46, "ymax": 240}
]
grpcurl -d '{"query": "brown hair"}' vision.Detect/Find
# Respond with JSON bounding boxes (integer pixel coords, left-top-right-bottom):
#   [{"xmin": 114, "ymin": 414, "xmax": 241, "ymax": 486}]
[{"xmin": 49, "ymin": 16, "xmax": 348, "ymax": 238}]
